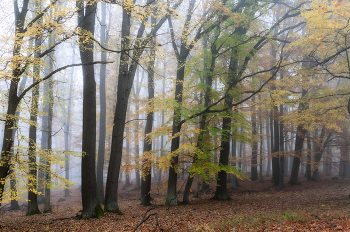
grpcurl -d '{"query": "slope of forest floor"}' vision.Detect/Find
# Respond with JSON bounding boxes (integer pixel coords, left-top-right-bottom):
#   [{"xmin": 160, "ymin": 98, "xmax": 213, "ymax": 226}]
[{"xmin": 1, "ymin": 175, "xmax": 350, "ymax": 231}]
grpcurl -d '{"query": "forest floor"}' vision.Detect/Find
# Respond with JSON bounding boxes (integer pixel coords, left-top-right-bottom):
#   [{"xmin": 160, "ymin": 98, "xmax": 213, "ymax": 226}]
[{"xmin": 0, "ymin": 175, "xmax": 350, "ymax": 231}]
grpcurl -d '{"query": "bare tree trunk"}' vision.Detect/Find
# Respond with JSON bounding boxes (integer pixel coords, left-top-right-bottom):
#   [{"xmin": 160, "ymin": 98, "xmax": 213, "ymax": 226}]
[
  {"xmin": 64, "ymin": 49, "xmax": 74, "ymax": 198},
  {"xmin": 251, "ymin": 96, "xmax": 258, "ymax": 181},
  {"xmin": 289, "ymin": 88, "xmax": 308, "ymax": 185},
  {"xmin": 259, "ymin": 98, "xmax": 264, "ymax": 183},
  {"xmin": 96, "ymin": 1, "xmax": 109, "ymax": 204},
  {"xmin": 272, "ymin": 104, "xmax": 280, "ymax": 186},
  {"xmin": 279, "ymin": 104, "xmax": 284, "ymax": 187},
  {"xmin": 76, "ymin": 0, "xmax": 101, "ymax": 218}
]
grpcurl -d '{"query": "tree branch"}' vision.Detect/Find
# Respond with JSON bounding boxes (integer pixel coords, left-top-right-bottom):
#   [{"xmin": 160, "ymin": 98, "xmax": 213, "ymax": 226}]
[{"xmin": 17, "ymin": 61, "xmax": 112, "ymax": 104}]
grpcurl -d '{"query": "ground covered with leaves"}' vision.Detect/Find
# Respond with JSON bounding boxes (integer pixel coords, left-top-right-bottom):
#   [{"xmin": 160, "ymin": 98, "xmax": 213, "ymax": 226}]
[{"xmin": 0, "ymin": 175, "xmax": 350, "ymax": 231}]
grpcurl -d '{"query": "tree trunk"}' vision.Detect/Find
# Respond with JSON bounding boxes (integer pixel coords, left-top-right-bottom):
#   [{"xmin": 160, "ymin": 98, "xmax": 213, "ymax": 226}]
[
  {"xmin": 272, "ymin": 104, "xmax": 280, "ymax": 186},
  {"xmin": 96, "ymin": 1, "xmax": 109, "ymax": 204},
  {"xmin": 105, "ymin": 0, "xmax": 173, "ymax": 212},
  {"xmin": 251, "ymin": 96, "xmax": 258, "ymax": 181},
  {"xmin": 64, "ymin": 50, "xmax": 74, "ymax": 198},
  {"xmin": 76, "ymin": 0, "xmax": 101, "ymax": 218},
  {"xmin": 166, "ymin": 0, "xmax": 195, "ymax": 206},
  {"xmin": 10, "ymin": 77, "xmax": 27, "ymax": 210},
  {"xmin": 140, "ymin": 28, "xmax": 156, "ymax": 205},
  {"xmin": 44, "ymin": 62, "xmax": 53, "ymax": 213},
  {"xmin": 183, "ymin": 39, "xmax": 217, "ymax": 204},
  {"xmin": 259, "ymin": 101, "xmax": 264, "ymax": 183},
  {"xmin": 289, "ymin": 87, "xmax": 308, "ymax": 185},
  {"xmin": 306, "ymin": 133, "xmax": 312, "ymax": 181},
  {"xmin": 279, "ymin": 104, "xmax": 284, "ymax": 187},
  {"xmin": 27, "ymin": 2, "xmax": 42, "ymax": 215}
]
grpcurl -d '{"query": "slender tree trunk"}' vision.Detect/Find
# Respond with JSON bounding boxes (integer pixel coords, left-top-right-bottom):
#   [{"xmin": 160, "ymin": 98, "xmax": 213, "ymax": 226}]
[
  {"xmin": 251, "ymin": 96, "xmax": 258, "ymax": 181},
  {"xmin": 44, "ymin": 62, "xmax": 53, "ymax": 213},
  {"xmin": 267, "ymin": 110, "xmax": 273, "ymax": 178},
  {"xmin": 105, "ymin": 0, "xmax": 173, "ymax": 212},
  {"xmin": 259, "ymin": 99, "xmax": 264, "ymax": 183},
  {"xmin": 97, "ymin": 1, "xmax": 109, "ymax": 204},
  {"xmin": 27, "ymin": 2, "xmax": 42, "ymax": 215},
  {"xmin": 306, "ymin": 133, "xmax": 312, "ymax": 181},
  {"xmin": 213, "ymin": 48, "xmax": 241, "ymax": 201},
  {"xmin": 140, "ymin": 30, "xmax": 156, "ymax": 205},
  {"xmin": 166, "ymin": 0, "xmax": 195, "ymax": 206},
  {"xmin": 272, "ymin": 104, "xmax": 280, "ymax": 186},
  {"xmin": 64, "ymin": 50, "xmax": 74, "ymax": 198},
  {"xmin": 279, "ymin": 104, "xmax": 284, "ymax": 187},
  {"xmin": 133, "ymin": 68, "xmax": 144, "ymax": 190},
  {"xmin": 183, "ymin": 39, "xmax": 217, "ymax": 204},
  {"xmin": 158, "ymin": 64, "xmax": 166, "ymax": 186}
]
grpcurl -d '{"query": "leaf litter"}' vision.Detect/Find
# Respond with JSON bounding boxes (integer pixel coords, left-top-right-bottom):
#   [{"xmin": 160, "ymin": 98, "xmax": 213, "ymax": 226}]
[{"xmin": 0, "ymin": 175, "xmax": 349, "ymax": 231}]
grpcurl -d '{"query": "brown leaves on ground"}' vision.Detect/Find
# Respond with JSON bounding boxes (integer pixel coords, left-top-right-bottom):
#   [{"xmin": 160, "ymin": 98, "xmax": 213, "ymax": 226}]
[{"xmin": 1, "ymin": 175, "xmax": 350, "ymax": 231}]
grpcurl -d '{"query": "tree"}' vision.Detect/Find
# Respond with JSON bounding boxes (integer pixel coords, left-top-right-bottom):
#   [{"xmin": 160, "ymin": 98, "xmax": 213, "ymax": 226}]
[
  {"xmin": 0, "ymin": 0, "xmax": 99, "ymax": 207},
  {"xmin": 76, "ymin": 0, "xmax": 102, "ymax": 218},
  {"xmin": 27, "ymin": 0, "xmax": 42, "ymax": 216},
  {"xmin": 97, "ymin": 1, "xmax": 110, "ymax": 204},
  {"xmin": 104, "ymin": 0, "xmax": 183, "ymax": 213}
]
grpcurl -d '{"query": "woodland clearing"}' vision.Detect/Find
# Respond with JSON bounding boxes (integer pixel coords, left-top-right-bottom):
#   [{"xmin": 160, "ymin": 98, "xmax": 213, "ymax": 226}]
[{"xmin": 0, "ymin": 175, "xmax": 349, "ymax": 231}]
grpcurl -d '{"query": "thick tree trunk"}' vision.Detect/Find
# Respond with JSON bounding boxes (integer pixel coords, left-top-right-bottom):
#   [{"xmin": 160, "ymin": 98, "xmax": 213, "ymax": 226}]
[
  {"xmin": 289, "ymin": 88, "xmax": 308, "ymax": 185},
  {"xmin": 104, "ymin": 4, "xmax": 132, "ymax": 212},
  {"xmin": 77, "ymin": 0, "xmax": 101, "ymax": 218},
  {"xmin": 10, "ymin": 77, "xmax": 27, "ymax": 210}
]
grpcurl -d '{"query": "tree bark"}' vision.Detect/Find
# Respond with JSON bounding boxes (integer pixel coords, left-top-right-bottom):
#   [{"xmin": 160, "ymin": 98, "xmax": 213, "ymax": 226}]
[
  {"xmin": 96, "ymin": 1, "xmax": 109, "ymax": 204},
  {"xmin": 140, "ymin": 28, "xmax": 156, "ymax": 205},
  {"xmin": 105, "ymin": 0, "xmax": 178, "ymax": 212},
  {"xmin": 251, "ymin": 96, "xmax": 258, "ymax": 181},
  {"xmin": 27, "ymin": 1, "xmax": 42, "ymax": 215},
  {"xmin": 289, "ymin": 88, "xmax": 308, "ymax": 185},
  {"xmin": 279, "ymin": 104, "xmax": 284, "ymax": 187},
  {"xmin": 76, "ymin": 0, "xmax": 101, "ymax": 218}
]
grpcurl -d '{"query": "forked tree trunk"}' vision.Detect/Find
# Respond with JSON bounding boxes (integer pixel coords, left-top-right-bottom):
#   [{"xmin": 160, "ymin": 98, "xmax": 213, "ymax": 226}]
[
  {"xmin": 183, "ymin": 40, "xmax": 217, "ymax": 204},
  {"xmin": 105, "ymin": 0, "xmax": 178, "ymax": 213}
]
